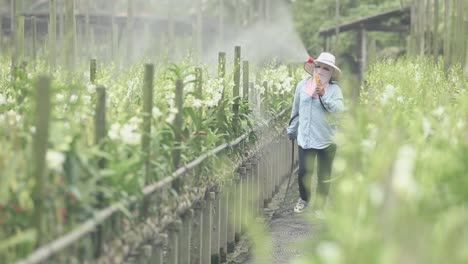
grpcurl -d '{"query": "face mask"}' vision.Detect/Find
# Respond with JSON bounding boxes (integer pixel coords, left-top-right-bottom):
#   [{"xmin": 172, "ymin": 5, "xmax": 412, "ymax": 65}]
[{"xmin": 315, "ymin": 67, "xmax": 332, "ymax": 85}]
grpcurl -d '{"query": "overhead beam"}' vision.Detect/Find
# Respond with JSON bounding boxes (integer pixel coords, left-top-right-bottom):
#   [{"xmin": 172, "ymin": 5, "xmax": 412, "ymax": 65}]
[
  {"xmin": 365, "ymin": 24, "xmax": 410, "ymax": 32},
  {"xmin": 319, "ymin": 6, "xmax": 410, "ymax": 37}
]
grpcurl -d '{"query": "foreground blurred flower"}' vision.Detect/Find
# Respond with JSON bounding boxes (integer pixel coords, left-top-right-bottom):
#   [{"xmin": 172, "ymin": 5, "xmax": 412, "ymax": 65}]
[
  {"xmin": 368, "ymin": 183, "xmax": 384, "ymax": 207},
  {"xmin": 108, "ymin": 121, "xmax": 141, "ymax": 146},
  {"xmin": 316, "ymin": 241, "xmax": 343, "ymax": 264},
  {"xmin": 432, "ymin": 106, "xmax": 445, "ymax": 118},
  {"xmin": 152, "ymin": 106, "xmax": 163, "ymax": 118},
  {"xmin": 47, "ymin": 150, "xmax": 65, "ymax": 172},
  {"xmin": 422, "ymin": 117, "xmax": 432, "ymax": 138},
  {"xmin": 380, "ymin": 84, "xmax": 396, "ymax": 105},
  {"xmin": 392, "ymin": 145, "xmax": 419, "ymax": 199},
  {"xmin": 108, "ymin": 123, "xmax": 121, "ymax": 140},
  {"xmin": 121, "ymin": 123, "xmax": 141, "ymax": 146},
  {"xmin": 0, "ymin": 93, "xmax": 6, "ymax": 105}
]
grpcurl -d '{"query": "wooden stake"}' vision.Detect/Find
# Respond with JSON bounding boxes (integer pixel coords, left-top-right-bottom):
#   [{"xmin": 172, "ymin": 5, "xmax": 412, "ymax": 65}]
[
  {"xmin": 218, "ymin": 52, "xmax": 226, "ymax": 78},
  {"xmin": 233, "ymin": 46, "xmax": 241, "ymax": 135},
  {"xmin": 179, "ymin": 210, "xmax": 193, "ymax": 264},
  {"xmin": 242, "ymin": 61, "xmax": 249, "ymax": 102},
  {"xmin": 141, "ymin": 64, "xmax": 154, "ymax": 217},
  {"xmin": 202, "ymin": 193, "xmax": 214, "ymax": 263},
  {"xmin": 90, "ymin": 59, "xmax": 97, "ymax": 84},
  {"xmin": 65, "ymin": 0, "xmax": 76, "ymax": 70},
  {"xmin": 32, "ymin": 16, "xmax": 37, "ymax": 62},
  {"xmin": 33, "ymin": 76, "xmax": 51, "ymax": 247}
]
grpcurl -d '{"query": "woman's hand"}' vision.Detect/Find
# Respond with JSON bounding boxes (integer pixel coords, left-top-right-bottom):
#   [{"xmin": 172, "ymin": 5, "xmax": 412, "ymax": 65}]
[
  {"xmin": 315, "ymin": 73, "xmax": 325, "ymax": 96},
  {"xmin": 316, "ymin": 83, "xmax": 325, "ymax": 96}
]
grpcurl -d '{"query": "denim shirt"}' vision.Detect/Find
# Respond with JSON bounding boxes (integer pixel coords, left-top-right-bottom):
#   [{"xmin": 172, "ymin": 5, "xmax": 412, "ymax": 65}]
[{"xmin": 287, "ymin": 78, "xmax": 345, "ymax": 149}]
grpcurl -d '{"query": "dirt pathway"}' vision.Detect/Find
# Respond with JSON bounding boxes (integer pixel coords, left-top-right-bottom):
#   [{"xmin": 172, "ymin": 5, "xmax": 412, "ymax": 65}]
[{"xmin": 228, "ymin": 173, "xmax": 325, "ymax": 264}]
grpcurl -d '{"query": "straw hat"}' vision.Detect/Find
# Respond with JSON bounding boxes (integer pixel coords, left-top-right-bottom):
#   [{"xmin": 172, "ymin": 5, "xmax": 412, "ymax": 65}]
[{"xmin": 304, "ymin": 52, "xmax": 341, "ymax": 78}]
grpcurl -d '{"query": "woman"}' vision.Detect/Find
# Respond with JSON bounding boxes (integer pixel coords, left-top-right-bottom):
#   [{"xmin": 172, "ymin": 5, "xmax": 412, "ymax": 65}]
[{"xmin": 287, "ymin": 52, "xmax": 345, "ymax": 215}]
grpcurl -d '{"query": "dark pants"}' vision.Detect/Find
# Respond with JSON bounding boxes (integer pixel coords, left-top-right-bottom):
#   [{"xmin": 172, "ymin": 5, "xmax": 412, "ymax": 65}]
[{"xmin": 298, "ymin": 144, "xmax": 337, "ymax": 204}]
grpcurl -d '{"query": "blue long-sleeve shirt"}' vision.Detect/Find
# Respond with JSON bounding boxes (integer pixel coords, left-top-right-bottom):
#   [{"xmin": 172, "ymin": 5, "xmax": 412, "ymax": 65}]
[{"xmin": 287, "ymin": 78, "xmax": 345, "ymax": 149}]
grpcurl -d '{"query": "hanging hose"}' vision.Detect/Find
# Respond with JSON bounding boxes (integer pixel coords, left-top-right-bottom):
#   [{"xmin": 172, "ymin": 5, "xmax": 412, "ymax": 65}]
[{"xmin": 272, "ymin": 114, "xmax": 298, "ymax": 219}]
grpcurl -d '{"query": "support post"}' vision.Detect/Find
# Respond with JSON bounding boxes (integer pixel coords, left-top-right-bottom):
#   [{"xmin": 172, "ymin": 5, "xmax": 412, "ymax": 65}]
[
  {"xmin": 141, "ymin": 64, "xmax": 154, "ymax": 217},
  {"xmin": 211, "ymin": 193, "xmax": 220, "ymax": 264},
  {"xmin": 32, "ymin": 76, "xmax": 51, "ymax": 247},
  {"xmin": 167, "ymin": 220, "xmax": 182, "ymax": 264},
  {"xmin": 179, "ymin": 210, "xmax": 193, "ymax": 264},
  {"xmin": 202, "ymin": 192, "xmax": 215, "ymax": 264}
]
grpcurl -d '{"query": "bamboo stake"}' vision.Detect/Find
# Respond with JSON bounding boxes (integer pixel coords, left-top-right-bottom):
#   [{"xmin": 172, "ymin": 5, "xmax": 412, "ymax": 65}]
[
  {"xmin": 196, "ymin": 67, "xmax": 203, "ymax": 99},
  {"xmin": 65, "ymin": 0, "xmax": 76, "ymax": 70},
  {"xmin": 167, "ymin": 220, "xmax": 182, "ymax": 264},
  {"xmin": 202, "ymin": 193, "xmax": 214, "ymax": 264},
  {"xmin": 196, "ymin": 0, "xmax": 203, "ymax": 59},
  {"xmin": 90, "ymin": 59, "xmax": 97, "ymax": 84},
  {"xmin": 85, "ymin": 0, "xmax": 90, "ymax": 59},
  {"xmin": 218, "ymin": 52, "xmax": 226, "ymax": 78},
  {"xmin": 433, "ymin": 0, "xmax": 440, "ymax": 63},
  {"xmin": 226, "ymin": 179, "xmax": 235, "ymax": 253},
  {"xmin": 211, "ymin": 193, "xmax": 220, "ymax": 264},
  {"xmin": 218, "ymin": 0, "xmax": 225, "ymax": 49},
  {"xmin": 242, "ymin": 61, "xmax": 249, "ymax": 102},
  {"xmin": 33, "ymin": 76, "xmax": 51, "ymax": 247},
  {"xmin": 190, "ymin": 201, "xmax": 203, "ymax": 263},
  {"xmin": 168, "ymin": 0, "xmax": 175, "ymax": 57},
  {"xmin": 94, "ymin": 86, "xmax": 106, "ymax": 257},
  {"xmin": 141, "ymin": 64, "xmax": 154, "ymax": 217},
  {"xmin": 219, "ymin": 186, "xmax": 228, "ymax": 262},
  {"xmin": 235, "ymin": 172, "xmax": 242, "ymax": 243},
  {"xmin": 31, "ymin": 17, "xmax": 37, "ymax": 62},
  {"xmin": 444, "ymin": 0, "xmax": 451, "ymax": 69},
  {"xmin": 172, "ymin": 79, "xmax": 184, "ymax": 169},
  {"xmin": 426, "ymin": 0, "xmax": 432, "ymax": 56},
  {"xmin": 171, "ymin": 79, "xmax": 184, "ymax": 192},
  {"xmin": 126, "ymin": 0, "xmax": 134, "ymax": 64},
  {"xmin": 233, "ymin": 46, "xmax": 241, "ymax": 135},
  {"xmin": 179, "ymin": 210, "xmax": 193, "ymax": 264}
]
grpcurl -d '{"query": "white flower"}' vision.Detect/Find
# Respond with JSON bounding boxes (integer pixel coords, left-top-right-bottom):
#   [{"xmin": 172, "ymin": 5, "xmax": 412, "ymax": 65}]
[
  {"xmin": 422, "ymin": 117, "xmax": 432, "ymax": 138},
  {"xmin": 152, "ymin": 107, "xmax": 162, "ymax": 118},
  {"xmin": 192, "ymin": 99, "xmax": 203, "ymax": 108},
  {"xmin": 56, "ymin": 93, "xmax": 65, "ymax": 102},
  {"xmin": 316, "ymin": 241, "xmax": 343, "ymax": 264},
  {"xmin": 6, "ymin": 110, "xmax": 21, "ymax": 125},
  {"xmin": 29, "ymin": 126, "xmax": 36, "ymax": 134},
  {"xmin": 361, "ymin": 139, "xmax": 375, "ymax": 153},
  {"xmin": 380, "ymin": 84, "xmax": 395, "ymax": 105},
  {"xmin": 120, "ymin": 123, "xmax": 141, "ymax": 146},
  {"xmin": 165, "ymin": 113, "xmax": 176, "ymax": 124},
  {"xmin": 70, "ymin": 94, "xmax": 78, "ymax": 103},
  {"xmin": 87, "ymin": 84, "xmax": 97, "ymax": 93},
  {"xmin": 432, "ymin": 106, "xmax": 445, "ymax": 118},
  {"xmin": 108, "ymin": 123, "xmax": 121, "ymax": 140},
  {"xmin": 338, "ymin": 179, "xmax": 353, "ymax": 195},
  {"xmin": 396, "ymin": 96, "xmax": 404, "ymax": 103},
  {"xmin": 368, "ymin": 183, "xmax": 384, "ymax": 206},
  {"xmin": 333, "ymin": 157, "xmax": 347, "ymax": 173},
  {"xmin": 83, "ymin": 95, "xmax": 91, "ymax": 104},
  {"xmin": 46, "ymin": 150, "xmax": 65, "ymax": 172},
  {"xmin": 169, "ymin": 108, "xmax": 179, "ymax": 115},
  {"xmin": 0, "ymin": 93, "xmax": 6, "ymax": 105},
  {"xmin": 392, "ymin": 145, "xmax": 419, "ymax": 198}
]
